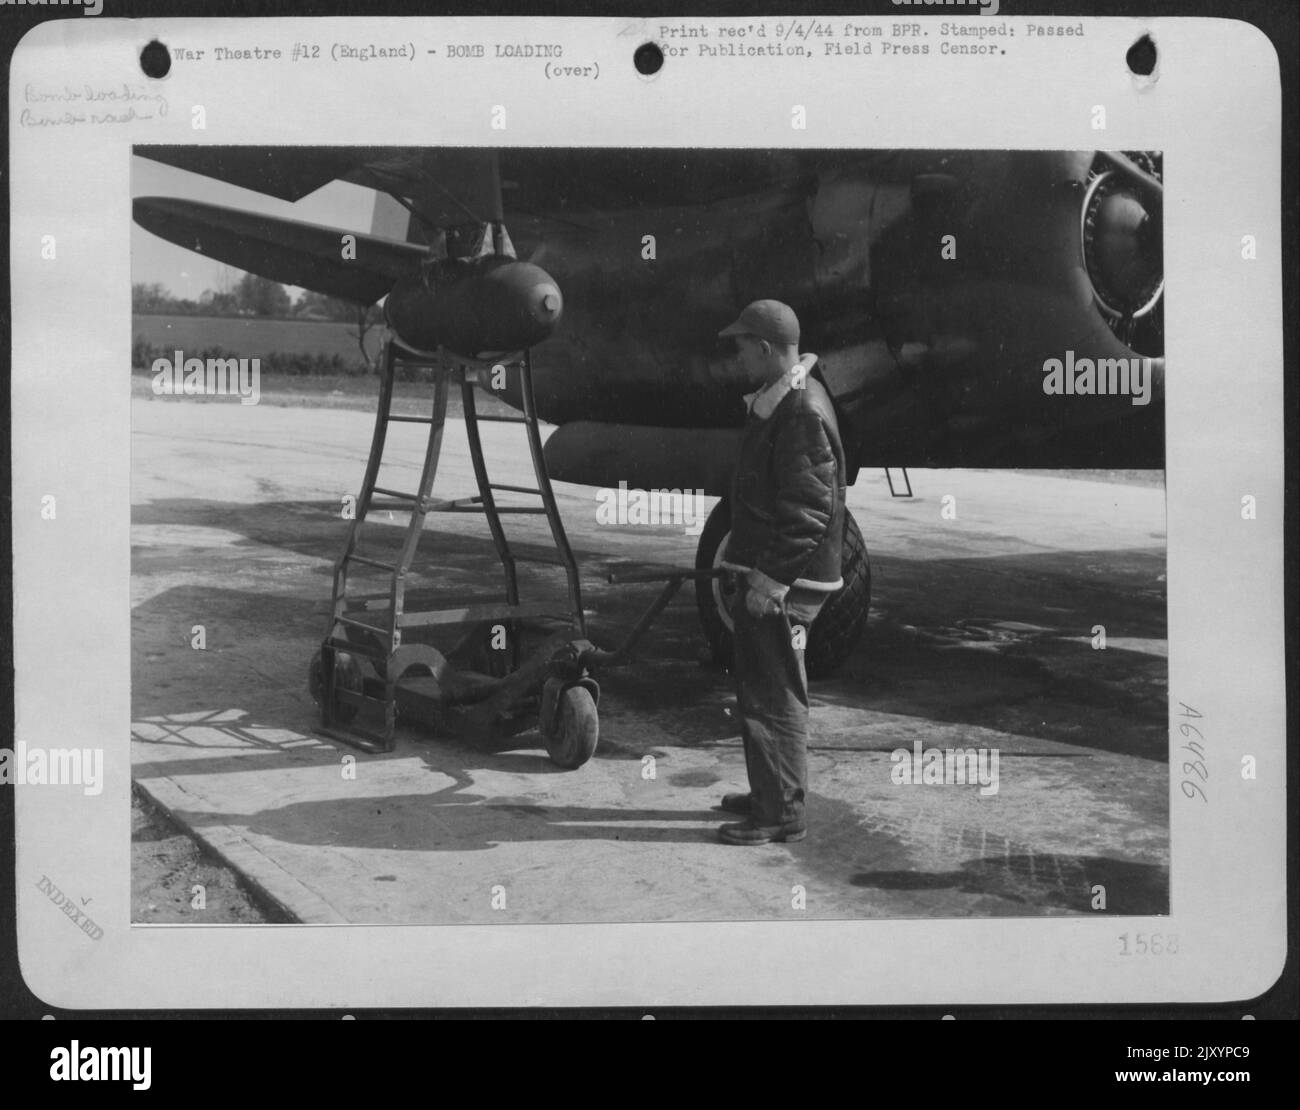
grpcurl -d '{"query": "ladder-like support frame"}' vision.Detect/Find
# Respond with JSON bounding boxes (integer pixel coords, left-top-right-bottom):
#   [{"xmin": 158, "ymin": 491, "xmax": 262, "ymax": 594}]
[
  {"xmin": 885, "ymin": 466, "xmax": 913, "ymax": 498},
  {"xmin": 318, "ymin": 339, "xmax": 584, "ymax": 752}
]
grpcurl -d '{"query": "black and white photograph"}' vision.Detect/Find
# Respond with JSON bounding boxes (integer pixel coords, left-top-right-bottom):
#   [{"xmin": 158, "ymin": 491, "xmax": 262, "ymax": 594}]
[
  {"xmin": 128, "ymin": 145, "xmax": 1170, "ymax": 924},
  {"xmin": 5, "ymin": 10, "xmax": 1287, "ymax": 1016}
]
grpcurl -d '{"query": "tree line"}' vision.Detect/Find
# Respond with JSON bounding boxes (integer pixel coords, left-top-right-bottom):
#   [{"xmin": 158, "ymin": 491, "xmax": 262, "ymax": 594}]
[
  {"xmin": 133, "ymin": 275, "xmax": 384, "ymax": 369},
  {"xmin": 132, "ymin": 274, "xmax": 370, "ymax": 322}
]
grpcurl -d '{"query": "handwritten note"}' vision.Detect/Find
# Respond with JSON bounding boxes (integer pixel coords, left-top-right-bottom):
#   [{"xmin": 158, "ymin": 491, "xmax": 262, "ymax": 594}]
[{"xmin": 19, "ymin": 83, "xmax": 168, "ymax": 128}]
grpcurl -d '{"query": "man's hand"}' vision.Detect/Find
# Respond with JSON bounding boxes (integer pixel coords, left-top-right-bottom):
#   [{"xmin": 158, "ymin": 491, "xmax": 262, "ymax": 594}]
[{"xmin": 744, "ymin": 569, "xmax": 788, "ymax": 619}]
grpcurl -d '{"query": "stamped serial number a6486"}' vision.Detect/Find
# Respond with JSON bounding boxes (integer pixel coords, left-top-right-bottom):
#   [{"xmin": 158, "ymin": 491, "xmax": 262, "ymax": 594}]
[{"xmin": 1177, "ymin": 701, "xmax": 1207, "ymax": 803}]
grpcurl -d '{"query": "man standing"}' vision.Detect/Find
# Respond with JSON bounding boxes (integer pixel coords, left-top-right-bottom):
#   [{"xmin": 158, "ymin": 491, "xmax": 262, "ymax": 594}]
[{"xmin": 715, "ymin": 300, "xmax": 847, "ymax": 846}]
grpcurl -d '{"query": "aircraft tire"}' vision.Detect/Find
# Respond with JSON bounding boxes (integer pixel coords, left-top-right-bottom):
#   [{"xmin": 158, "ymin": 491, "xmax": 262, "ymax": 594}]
[{"xmin": 694, "ymin": 501, "xmax": 870, "ymax": 679}]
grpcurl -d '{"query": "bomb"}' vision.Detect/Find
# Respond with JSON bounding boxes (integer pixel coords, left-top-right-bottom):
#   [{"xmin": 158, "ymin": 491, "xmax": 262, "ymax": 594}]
[{"xmin": 384, "ymin": 256, "xmax": 563, "ymax": 358}]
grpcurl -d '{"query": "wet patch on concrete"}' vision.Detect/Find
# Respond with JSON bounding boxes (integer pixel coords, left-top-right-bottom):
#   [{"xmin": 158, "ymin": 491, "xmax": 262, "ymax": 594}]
[{"xmin": 667, "ymin": 768, "xmax": 723, "ymax": 788}]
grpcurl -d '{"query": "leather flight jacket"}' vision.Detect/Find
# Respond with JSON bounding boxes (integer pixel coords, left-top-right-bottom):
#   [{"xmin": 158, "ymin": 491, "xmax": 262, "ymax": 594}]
[{"xmin": 722, "ymin": 362, "xmax": 847, "ymax": 592}]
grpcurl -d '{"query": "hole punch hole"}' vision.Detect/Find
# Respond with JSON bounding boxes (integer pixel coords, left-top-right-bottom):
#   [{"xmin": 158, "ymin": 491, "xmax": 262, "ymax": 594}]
[
  {"xmin": 1126, "ymin": 33, "xmax": 1157, "ymax": 84},
  {"xmin": 140, "ymin": 40, "xmax": 171, "ymax": 80},
  {"xmin": 634, "ymin": 42, "xmax": 664, "ymax": 77}
]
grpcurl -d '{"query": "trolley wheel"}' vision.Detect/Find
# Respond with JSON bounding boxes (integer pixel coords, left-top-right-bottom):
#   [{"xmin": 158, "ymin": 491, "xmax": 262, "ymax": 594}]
[
  {"xmin": 544, "ymin": 686, "xmax": 599, "ymax": 769},
  {"xmin": 309, "ymin": 648, "xmax": 364, "ymax": 725}
]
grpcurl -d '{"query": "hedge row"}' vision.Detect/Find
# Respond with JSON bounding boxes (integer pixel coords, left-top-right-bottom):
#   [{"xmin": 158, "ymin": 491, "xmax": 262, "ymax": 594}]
[{"xmin": 132, "ymin": 339, "xmax": 370, "ymax": 378}]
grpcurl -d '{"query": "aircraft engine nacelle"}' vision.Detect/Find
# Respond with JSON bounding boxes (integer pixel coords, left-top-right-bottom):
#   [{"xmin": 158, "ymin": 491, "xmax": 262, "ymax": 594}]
[{"xmin": 384, "ymin": 257, "xmax": 564, "ymax": 358}]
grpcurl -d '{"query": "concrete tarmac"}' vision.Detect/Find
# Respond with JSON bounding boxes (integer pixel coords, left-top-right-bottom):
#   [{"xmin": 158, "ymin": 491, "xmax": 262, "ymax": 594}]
[{"xmin": 131, "ymin": 392, "xmax": 1168, "ymax": 924}]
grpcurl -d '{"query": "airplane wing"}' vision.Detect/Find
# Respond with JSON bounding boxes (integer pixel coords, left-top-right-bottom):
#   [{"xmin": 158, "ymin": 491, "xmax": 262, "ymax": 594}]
[
  {"xmin": 135, "ymin": 146, "xmax": 504, "ymax": 224},
  {"xmin": 133, "ymin": 146, "xmax": 846, "ymax": 224},
  {"xmin": 133, "ymin": 196, "xmax": 431, "ymax": 304},
  {"xmin": 135, "ymin": 146, "xmax": 391, "ymax": 202}
]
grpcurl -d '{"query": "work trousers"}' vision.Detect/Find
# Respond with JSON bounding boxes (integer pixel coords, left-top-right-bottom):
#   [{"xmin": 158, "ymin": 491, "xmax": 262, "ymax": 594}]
[{"xmin": 732, "ymin": 582, "xmax": 828, "ymax": 827}]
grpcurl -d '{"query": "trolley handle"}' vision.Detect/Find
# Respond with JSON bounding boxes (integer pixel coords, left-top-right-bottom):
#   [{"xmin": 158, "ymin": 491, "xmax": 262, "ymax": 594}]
[{"xmin": 581, "ymin": 565, "xmax": 732, "ymax": 669}]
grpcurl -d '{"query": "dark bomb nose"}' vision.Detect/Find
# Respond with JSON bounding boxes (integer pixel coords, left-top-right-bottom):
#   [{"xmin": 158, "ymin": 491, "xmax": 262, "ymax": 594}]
[{"xmin": 385, "ymin": 259, "xmax": 564, "ymax": 357}]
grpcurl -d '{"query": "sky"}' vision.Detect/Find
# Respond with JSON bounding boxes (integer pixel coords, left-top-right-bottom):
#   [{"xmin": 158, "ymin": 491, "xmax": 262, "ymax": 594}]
[{"xmin": 131, "ymin": 155, "xmax": 381, "ymax": 301}]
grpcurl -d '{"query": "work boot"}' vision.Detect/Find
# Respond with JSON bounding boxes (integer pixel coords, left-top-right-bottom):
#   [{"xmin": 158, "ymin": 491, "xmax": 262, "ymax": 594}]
[
  {"xmin": 718, "ymin": 792, "xmax": 752, "ymax": 816},
  {"xmin": 718, "ymin": 819, "xmax": 807, "ymax": 846}
]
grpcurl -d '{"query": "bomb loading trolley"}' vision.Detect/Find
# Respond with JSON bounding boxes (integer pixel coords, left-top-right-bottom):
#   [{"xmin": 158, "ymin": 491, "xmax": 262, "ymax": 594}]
[{"xmin": 308, "ymin": 336, "xmax": 725, "ymax": 768}]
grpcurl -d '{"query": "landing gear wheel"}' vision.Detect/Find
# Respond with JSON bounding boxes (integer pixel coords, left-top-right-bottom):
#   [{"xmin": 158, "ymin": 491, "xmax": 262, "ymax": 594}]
[
  {"xmin": 694, "ymin": 500, "xmax": 871, "ymax": 678},
  {"xmin": 309, "ymin": 648, "xmax": 364, "ymax": 725},
  {"xmin": 544, "ymin": 686, "xmax": 599, "ymax": 769}
]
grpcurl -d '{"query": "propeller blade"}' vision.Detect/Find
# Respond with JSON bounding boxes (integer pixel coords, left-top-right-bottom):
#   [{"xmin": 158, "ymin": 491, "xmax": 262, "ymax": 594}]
[{"xmin": 133, "ymin": 196, "xmax": 432, "ymax": 305}]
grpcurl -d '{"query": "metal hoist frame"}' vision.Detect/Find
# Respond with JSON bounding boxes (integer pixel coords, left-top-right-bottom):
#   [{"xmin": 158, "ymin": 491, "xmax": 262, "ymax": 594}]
[{"xmin": 316, "ymin": 337, "xmax": 585, "ymax": 753}]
